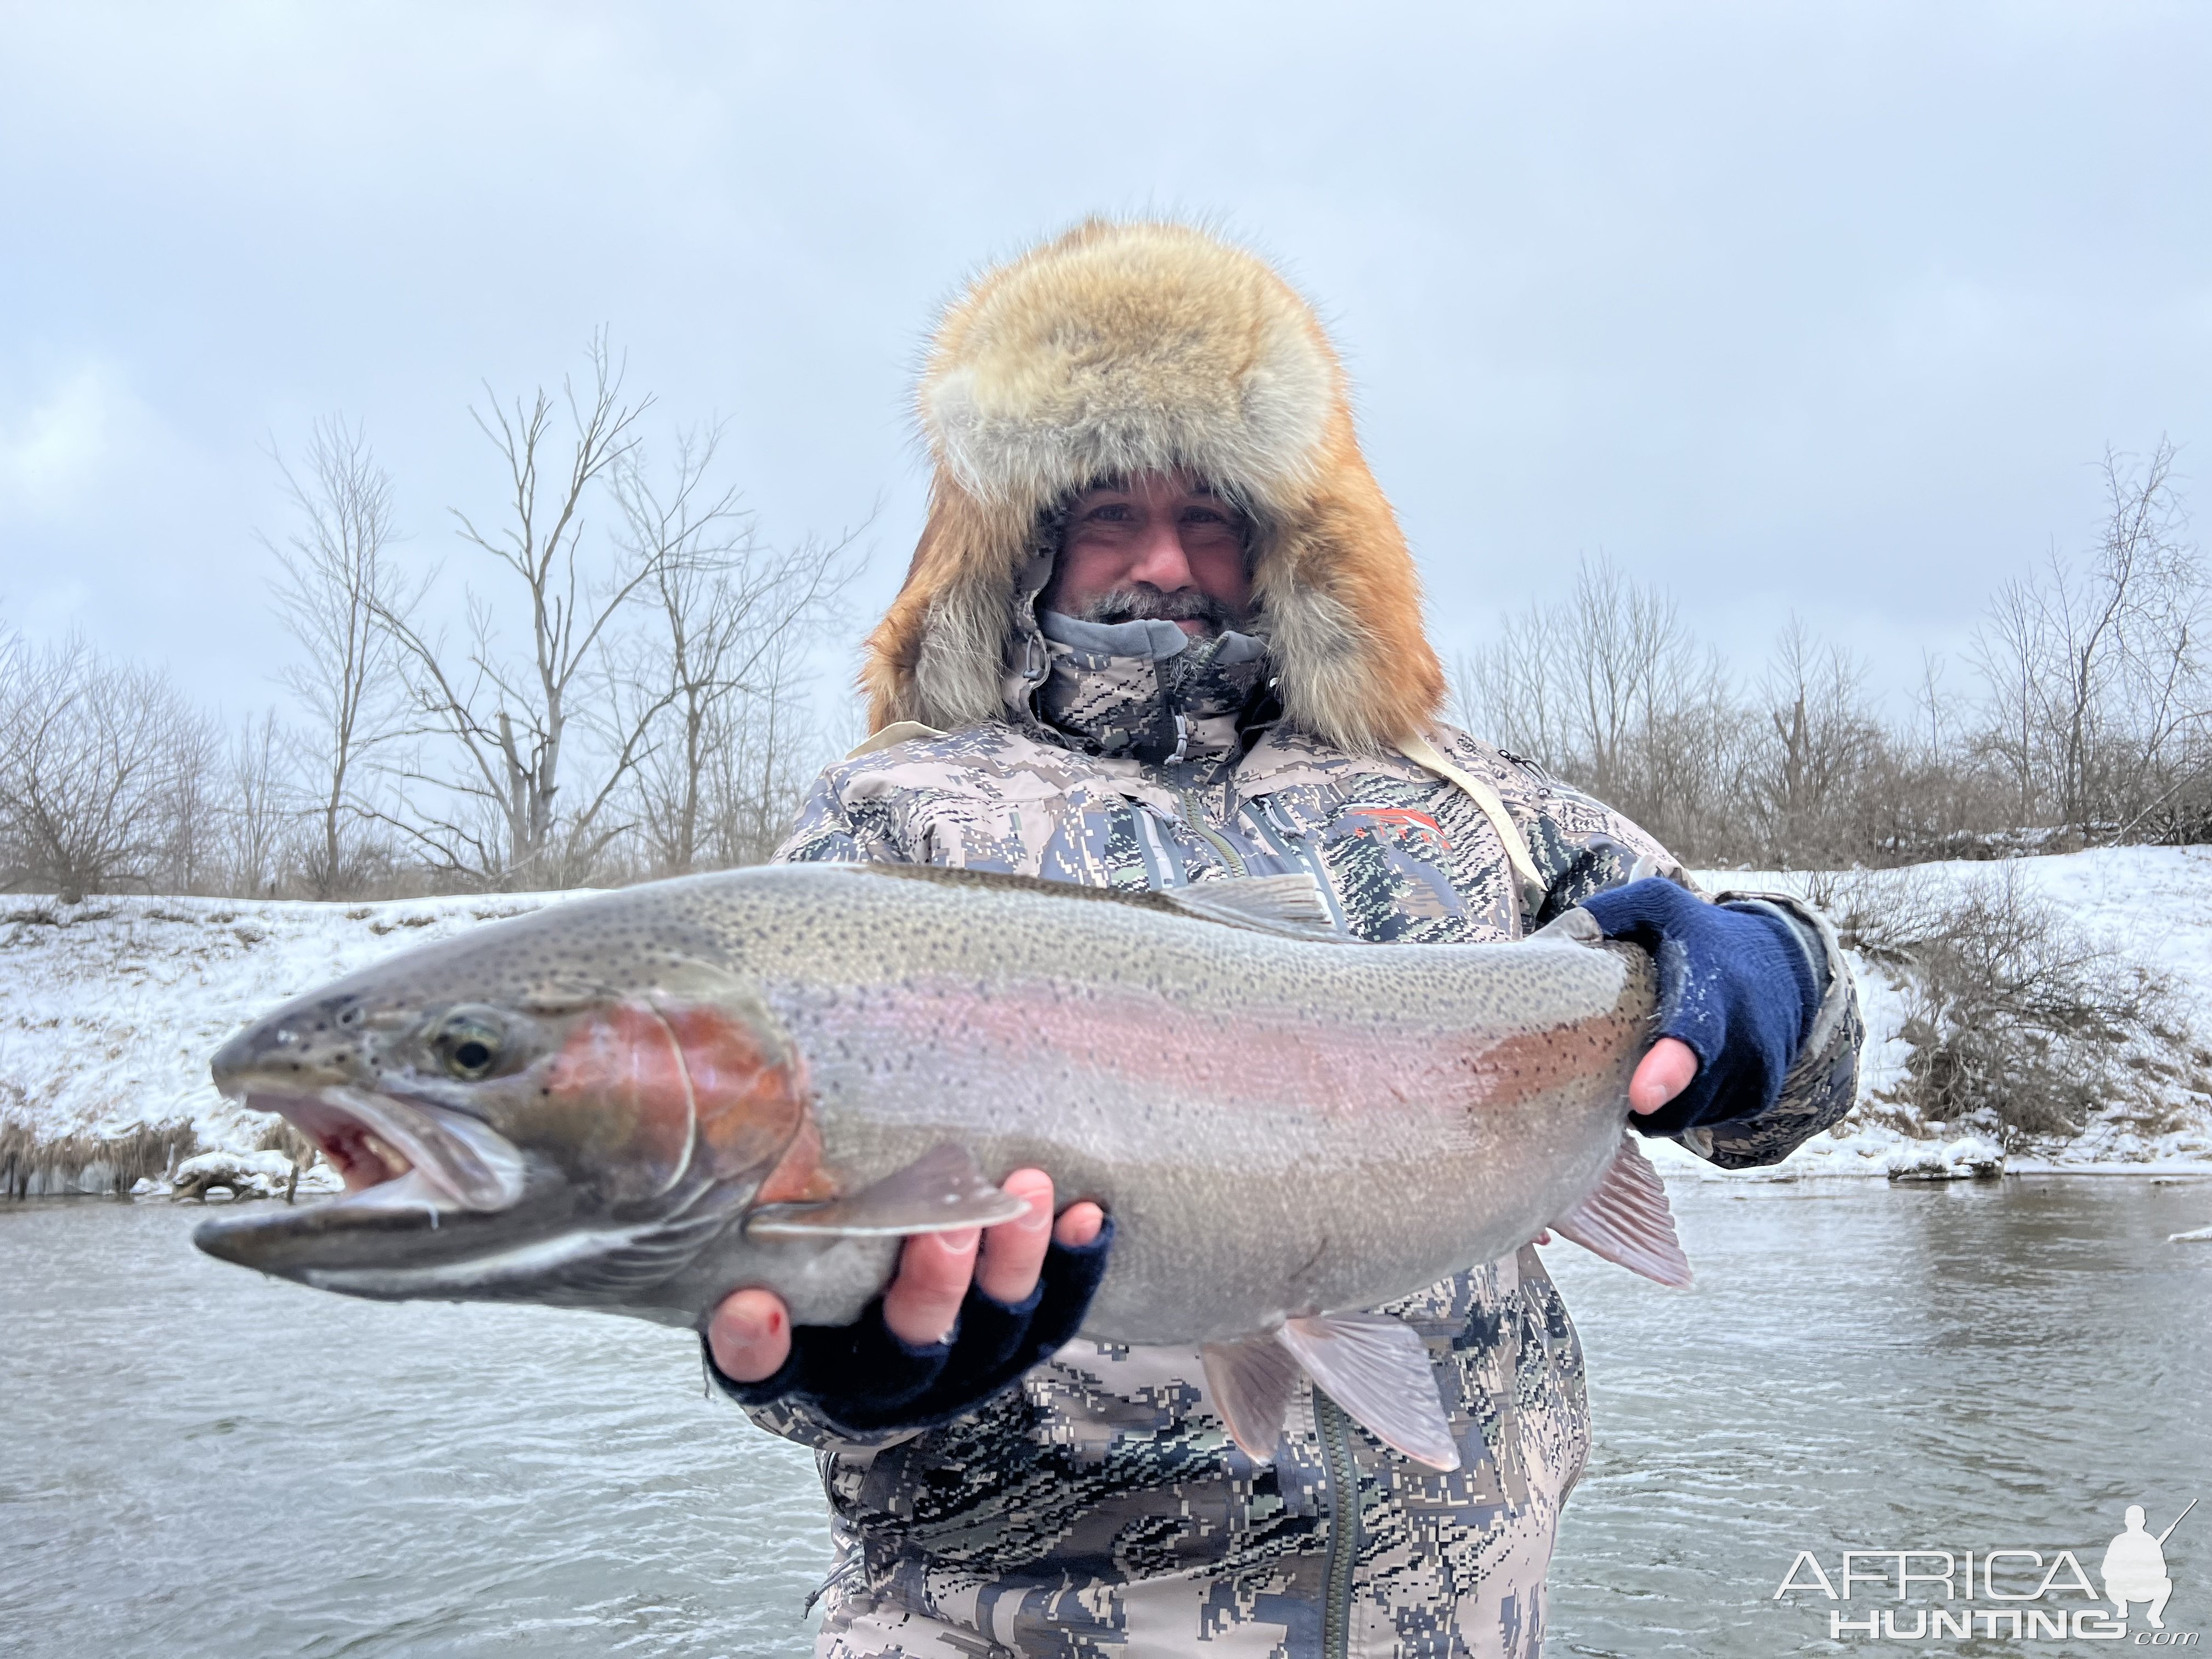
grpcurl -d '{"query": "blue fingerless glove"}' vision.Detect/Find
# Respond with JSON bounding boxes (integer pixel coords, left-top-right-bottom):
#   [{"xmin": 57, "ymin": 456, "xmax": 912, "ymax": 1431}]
[
  {"xmin": 1576, "ymin": 878, "xmax": 1824, "ymax": 1136},
  {"xmin": 702, "ymin": 1219, "xmax": 1114, "ymax": 1435}
]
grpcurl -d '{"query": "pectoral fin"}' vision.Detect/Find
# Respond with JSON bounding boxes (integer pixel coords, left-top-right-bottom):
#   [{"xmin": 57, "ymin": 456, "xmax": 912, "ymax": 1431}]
[
  {"xmin": 1280, "ymin": 1312, "xmax": 1462, "ymax": 1472},
  {"xmin": 1549, "ymin": 1132, "xmax": 1692, "ymax": 1288},
  {"xmin": 742, "ymin": 1142, "xmax": 1029, "ymax": 1239}
]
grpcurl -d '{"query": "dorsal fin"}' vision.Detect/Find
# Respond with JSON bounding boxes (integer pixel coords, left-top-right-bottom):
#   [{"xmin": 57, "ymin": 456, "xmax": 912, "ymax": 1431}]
[
  {"xmin": 1158, "ymin": 875, "xmax": 1343, "ymax": 941},
  {"xmin": 848, "ymin": 862, "xmax": 1346, "ymax": 943}
]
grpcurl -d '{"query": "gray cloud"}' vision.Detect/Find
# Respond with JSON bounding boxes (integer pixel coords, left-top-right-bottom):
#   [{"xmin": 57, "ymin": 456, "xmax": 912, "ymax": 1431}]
[{"xmin": 2, "ymin": 1, "xmax": 2207, "ymax": 719}]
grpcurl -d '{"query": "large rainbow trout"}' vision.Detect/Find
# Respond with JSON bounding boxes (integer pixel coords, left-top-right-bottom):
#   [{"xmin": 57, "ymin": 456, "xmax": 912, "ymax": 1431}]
[{"xmin": 195, "ymin": 863, "xmax": 1687, "ymax": 1469}]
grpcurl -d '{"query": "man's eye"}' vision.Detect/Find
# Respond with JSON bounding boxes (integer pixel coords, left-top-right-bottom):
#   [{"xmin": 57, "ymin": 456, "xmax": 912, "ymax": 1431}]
[{"xmin": 1088, "ymin": 504, "xmax": 1132, "ymax": 522}]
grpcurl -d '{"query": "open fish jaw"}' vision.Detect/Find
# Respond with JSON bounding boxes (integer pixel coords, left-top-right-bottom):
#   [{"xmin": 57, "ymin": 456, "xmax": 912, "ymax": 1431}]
[{"xmin": 239, "ymin": 1086, "xmax": 528, "ymax": 1215}]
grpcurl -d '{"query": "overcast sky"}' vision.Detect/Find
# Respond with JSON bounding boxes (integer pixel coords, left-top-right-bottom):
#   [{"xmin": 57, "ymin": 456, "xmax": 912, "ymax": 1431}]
[{"xmin": 4, "ymin": 2, "xmax": 2208, "ymax": 727}]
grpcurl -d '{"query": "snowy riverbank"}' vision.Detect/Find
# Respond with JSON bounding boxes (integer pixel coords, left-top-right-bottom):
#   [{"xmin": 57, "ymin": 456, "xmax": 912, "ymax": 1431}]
[
  {"xmin": 1669, "ymin": 846, "xmax": 2212, "ymax": 1181},
  {"xmin": 4, "ymin": 848, "xmax": 2212, "ymax": 1194},
  {"xmin": 0, "ymin": 890, "xmax": 587, "ymax": 1194}
]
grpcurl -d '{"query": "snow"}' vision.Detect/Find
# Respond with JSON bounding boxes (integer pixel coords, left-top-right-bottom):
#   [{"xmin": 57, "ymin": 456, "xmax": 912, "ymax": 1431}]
[
  {"xmin": 1881, "ymin": 1133, "xmax": 2006, "ymax": 1181},
  {"xmin": 0, "ymin": 891, "xmax": 590, "ymax": 1169},
  {"xmin": 168, "ymin": 1147, "xmax": 342, "ymax": 1199},
  {"xmin": 4, "ymin": 848, "xmax": 2212, "ymax": 1183},
  {"xmin": 1675, "ymin": 846, "xmax": 2212, "ymax": 1180}
]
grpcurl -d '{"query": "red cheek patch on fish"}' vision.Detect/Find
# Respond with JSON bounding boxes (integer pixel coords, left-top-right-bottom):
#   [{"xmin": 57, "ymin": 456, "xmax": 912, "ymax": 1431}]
[
  {"xmin": 650, "ymin": 1000, "xmax": 808, "ymax": 1182},
  {"xmin": 547, "ymin": 1002, "xmax": 696, "ymax": 1200},
  {"xmin": 545, "ymin": 1000, "xmax": 809, "ymax": 1203}
]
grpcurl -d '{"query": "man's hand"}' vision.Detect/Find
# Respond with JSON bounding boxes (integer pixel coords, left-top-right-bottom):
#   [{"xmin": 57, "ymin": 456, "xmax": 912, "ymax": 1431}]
[
  {"xmin": 1579, "ymin": 878, "xmax": 1824, "ymax": 1134},
  {"xmin": 709, "ymin": 1170, "xmax": 1106, "ymax": 1384}
]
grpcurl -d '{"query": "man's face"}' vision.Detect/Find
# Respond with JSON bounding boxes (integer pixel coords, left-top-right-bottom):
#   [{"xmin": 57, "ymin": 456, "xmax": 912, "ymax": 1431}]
[{"xmin": 1041, "ymin": 471, "xmax": 1252, "ymax": 639}]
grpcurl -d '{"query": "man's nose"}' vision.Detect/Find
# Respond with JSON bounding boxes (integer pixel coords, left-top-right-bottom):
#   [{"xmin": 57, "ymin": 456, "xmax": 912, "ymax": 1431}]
[{"xmin": 1125, "ymin": 522, "xmax": 1198, "ymax": 590}]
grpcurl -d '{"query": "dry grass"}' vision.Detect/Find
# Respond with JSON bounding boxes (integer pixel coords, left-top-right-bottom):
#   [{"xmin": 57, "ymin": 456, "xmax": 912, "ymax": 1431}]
[
  {"xmin": 255, "ymin": 1119, "xmax": 318, "ymax": 1165},
  {"xmin": 0, "ymin": 1117, "xmax": 201, "ymax": 1197},
  {"xmin": 1824, "ymin": 866, "xmax": 2196, "ymax": 1148}
]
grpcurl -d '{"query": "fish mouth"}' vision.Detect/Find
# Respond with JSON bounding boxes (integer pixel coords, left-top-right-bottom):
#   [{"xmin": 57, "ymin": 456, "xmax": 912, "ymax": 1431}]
[
  {"xmin": 240, "ymin": 1086, "xmax": 528, "ymax": 1216},
  {"xmin": 193, "ymin": 1086, "xmax": 536, "ymax": 1284}
]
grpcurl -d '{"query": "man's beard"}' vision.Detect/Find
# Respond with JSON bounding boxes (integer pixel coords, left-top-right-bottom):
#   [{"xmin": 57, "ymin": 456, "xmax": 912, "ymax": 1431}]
[{"xmin": 1079, "ymin": 585, "xmax": 1242, "ymax": 638}]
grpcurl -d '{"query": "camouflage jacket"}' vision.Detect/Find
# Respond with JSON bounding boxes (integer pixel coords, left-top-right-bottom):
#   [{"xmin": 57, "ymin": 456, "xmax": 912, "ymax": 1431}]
[{"xmin": 744, "ymin": 684, "xmax": 1861, "ymax": 1658}]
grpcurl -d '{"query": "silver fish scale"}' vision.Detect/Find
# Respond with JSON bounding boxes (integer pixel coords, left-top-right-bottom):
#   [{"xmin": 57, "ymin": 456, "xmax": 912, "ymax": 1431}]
[{"xmin": 690, "ymin": 862, "xmax": 1658, "ymax": 1344}]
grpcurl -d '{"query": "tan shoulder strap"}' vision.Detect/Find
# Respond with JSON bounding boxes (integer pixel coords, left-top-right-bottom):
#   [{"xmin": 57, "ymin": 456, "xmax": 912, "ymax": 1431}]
[
  {"xmin": 1397, "ymin": 732, "xmax": 1548, "ymax": 929},
  {"xmin": 846, "ymin": 719, "xmax": 949, "ymax": 760}
]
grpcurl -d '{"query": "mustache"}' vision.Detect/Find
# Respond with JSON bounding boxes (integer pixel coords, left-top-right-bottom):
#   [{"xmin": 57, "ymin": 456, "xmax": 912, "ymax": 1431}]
[{"xmin": 1079, "ymin": 586, "xmax": 1242, "ymax": 635}]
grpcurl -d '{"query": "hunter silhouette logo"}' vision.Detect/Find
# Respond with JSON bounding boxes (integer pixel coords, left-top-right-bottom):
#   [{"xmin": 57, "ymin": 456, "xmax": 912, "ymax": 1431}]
[
  {"xmin": 1774, "ymin": 1498, "xmax": 2198, "ymax": 1644},
  {"xmin": 2105, "ymin": 1501, "xmax": 2194, "ymax": 1630}
]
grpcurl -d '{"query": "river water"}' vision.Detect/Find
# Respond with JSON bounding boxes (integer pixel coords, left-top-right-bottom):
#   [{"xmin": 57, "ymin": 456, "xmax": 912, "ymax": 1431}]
[{"xmin": 4, "ymin": 1176, "xmax": 2209, "ymax": 1657}]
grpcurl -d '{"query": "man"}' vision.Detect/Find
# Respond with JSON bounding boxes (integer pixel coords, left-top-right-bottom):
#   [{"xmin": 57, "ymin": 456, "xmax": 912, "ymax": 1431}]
[{"xmin": 706, "ymin": 221, "xmax": 1862, "ymax": 1657}]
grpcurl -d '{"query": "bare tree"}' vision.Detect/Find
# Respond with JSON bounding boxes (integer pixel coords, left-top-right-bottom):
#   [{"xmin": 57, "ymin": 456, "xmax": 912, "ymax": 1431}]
[
  {"xmin": 223, "ymin": 708, "xmax": 292, "ymax": 896},
  {"xmin": 0, "ymin": 631, "xmax": 200, "ymax": 901},
  {"xmin": 696, "ymin": 626, "xmax": 846, "ymax": 868},
  {"xmin": 1452, "ymin": 602, "xmax": 1560, "ymax": 764},
  {"xmin": 266, "ymin": 416, "xmax": 412, "ymax": 898},
  {"xmin": 1973, "ymin": 574, "xmax": 2045, "ymax": 827},
  {"xmin": 1970, "ymin": 439, "xmax": 2205, "ymax": 839},
  {"xmin": 374, "ymin": 335, "xmax": 666, "ymax": 889},
  {"xmin": 155, "ymin": 704, "xmax": 225, "ymax": 894},
  {"xmin": 1752, "ymin": 617, "xmax": 1879, "ymax": 865},
  {"xmin": 1454, "ymin": 556, "xmax": 1750, "ymax": 859},
  {"xmin": 1560, "ymin": 557, "xmax": 1680, "ymax": 802},
  {"xmin": 607, "ymin": 428, "xmax": 862, "ymax": 875}
]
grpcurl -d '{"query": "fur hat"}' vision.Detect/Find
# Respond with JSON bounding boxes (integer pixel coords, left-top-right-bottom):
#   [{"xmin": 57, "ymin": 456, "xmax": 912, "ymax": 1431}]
[{"xmin": 862, "ymin": 219, "xmax": 1444, "ymax": 753}]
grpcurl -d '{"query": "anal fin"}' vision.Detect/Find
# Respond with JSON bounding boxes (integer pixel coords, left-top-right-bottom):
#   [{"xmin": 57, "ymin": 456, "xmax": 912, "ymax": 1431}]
[
  {"xmin": 1549, "ymin": 1132, "xmax": 1693, "ymax": 1288},
  {"xmin": 1201, "ymin": 1333, "xmax": 1304, "ymax": 1463},
  {"xmin": 744, "ymin": 1142, "xmax": 1028, "ymax": 1239},
  {"xmin": 1278, "ymin": 1311, "xmax": 1461, "ymax": 1472}
]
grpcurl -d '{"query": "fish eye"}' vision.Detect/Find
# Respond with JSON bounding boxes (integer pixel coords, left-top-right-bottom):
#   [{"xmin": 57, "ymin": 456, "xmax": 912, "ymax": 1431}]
[{"xmin": 433, "ymin": 1011, "xmax": 505, "ymax": 1080}]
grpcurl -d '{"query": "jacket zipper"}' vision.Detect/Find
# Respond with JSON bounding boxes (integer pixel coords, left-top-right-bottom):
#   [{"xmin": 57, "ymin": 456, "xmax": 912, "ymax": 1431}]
[
  {"xmin": 1172, "ymin": 783, "xmax": 1249, "ymax": 876},
  {"xmin": 1315, "ymin": 1389, "xmax": 1359, "ymax": 1659}
]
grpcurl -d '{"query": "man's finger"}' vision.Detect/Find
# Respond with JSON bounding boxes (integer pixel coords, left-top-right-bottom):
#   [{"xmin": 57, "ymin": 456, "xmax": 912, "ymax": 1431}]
[
  {"xmin": 1054, "ymin": 1201, "xmax": 1105, "ymax": 1249},
  {"xmin": 708, "ymin": 1287, "xmax": 792, "ymax": 1383},
  {"xmin": 976, "ymin": 1168, "xmax": 1056, "ymax": 1305},
  {"xmin": 881, "ymin": 1227, "xmax": 981, "ymax": 1346},
  {"xmin": 1630, "ymin": 1036, "xmax": 1700, "ymax": 1115}
]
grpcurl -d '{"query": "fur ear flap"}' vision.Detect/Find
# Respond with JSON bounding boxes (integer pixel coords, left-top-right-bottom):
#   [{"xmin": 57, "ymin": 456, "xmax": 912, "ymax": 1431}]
[
  {"xmin": 861, "ymin": 485, "xmax": 1034, "ymax": 733},
  {"xmin": 1252, "ymin": 414, "xmax": 1446, "ymax": 753},
  {"xmin": 864, "ymin": 219, "xmax": 1446, "ymax": 751}
]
